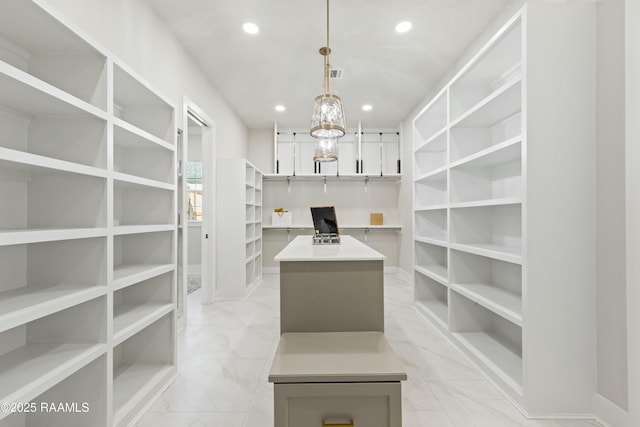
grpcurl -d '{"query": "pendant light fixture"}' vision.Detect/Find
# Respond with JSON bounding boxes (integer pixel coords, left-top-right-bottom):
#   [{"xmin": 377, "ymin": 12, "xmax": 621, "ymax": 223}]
[
  {"xmin": 314, "ymin": 137, "xmax": 339, "ymax": 162},
  {"xmin": 311, "ymin": 0, "xmax": 346, "ymax": 160}
]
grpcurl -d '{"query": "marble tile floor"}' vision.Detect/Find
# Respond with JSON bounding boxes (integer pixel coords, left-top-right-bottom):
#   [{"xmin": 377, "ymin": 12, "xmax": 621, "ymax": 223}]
[{"xmin": 136, "ymin": 274, "xmax": 603, "ymax": 427}]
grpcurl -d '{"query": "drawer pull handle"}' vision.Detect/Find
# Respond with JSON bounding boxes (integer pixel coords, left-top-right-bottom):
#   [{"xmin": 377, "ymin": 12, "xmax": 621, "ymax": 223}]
[{"xmin": 322, "ymin": 418, "xmax": 353, "ymax": 427}]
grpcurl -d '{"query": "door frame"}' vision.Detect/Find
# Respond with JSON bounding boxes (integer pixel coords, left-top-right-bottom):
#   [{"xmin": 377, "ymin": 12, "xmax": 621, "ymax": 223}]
[{"xmin": 178, "ymin": 97, "xmax": 216, "ymax": 329}]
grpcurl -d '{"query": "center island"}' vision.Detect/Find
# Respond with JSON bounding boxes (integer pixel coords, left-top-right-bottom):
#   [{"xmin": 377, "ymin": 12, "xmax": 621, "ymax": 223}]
[{"xmin": 274, "ymin": 235, "xmax": 386, "ymax": 334}]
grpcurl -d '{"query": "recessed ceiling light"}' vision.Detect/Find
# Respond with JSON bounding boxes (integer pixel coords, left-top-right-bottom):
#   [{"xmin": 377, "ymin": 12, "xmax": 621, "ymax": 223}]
[
  {"xmin": 275, "ymin": 105, "xmax": 286, "ymax": 112},
  {"xmin": 395, "ymin": 21, "xmax": 412, "ymax": 33},
  {"xmin": 242, "ymin": 22, "xmax": 260, "ymax": 34},
  {"xmin": 362, "ymin": 104, "xmax": 373, "ymax": 111}
]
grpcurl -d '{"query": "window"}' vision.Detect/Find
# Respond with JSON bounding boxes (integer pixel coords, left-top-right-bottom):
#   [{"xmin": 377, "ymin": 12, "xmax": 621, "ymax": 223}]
[{"xmin": 186, "ymin": 161, "xmax": 203, "ymax": 221}]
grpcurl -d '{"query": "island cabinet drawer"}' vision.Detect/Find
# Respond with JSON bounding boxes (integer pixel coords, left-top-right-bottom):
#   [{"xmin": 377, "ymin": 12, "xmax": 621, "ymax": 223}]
[{"xmin": 274, "ymin": 382, "xmax": 402, "ymax": 427}]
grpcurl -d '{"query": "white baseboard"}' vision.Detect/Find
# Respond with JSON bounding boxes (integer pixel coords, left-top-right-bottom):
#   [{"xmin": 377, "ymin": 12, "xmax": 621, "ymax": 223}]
[
  {"xmin": 594, "ymin": 393, "xmax": 629, "ymax": 427},
  {"xmin": 396, "ymin": 267, "xmax": 413, "ymax": 283},
  {"xmin": 263, "ymin": 266, "xmax": 279, "ymax": 275}
]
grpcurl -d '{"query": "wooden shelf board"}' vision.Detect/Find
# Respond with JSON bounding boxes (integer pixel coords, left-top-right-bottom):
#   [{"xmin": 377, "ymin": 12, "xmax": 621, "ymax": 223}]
[
  {"xmin": 112, "ymin": 224, "xmax": 175, "ymax": 236},
  {"xmin": 113, "ymin": 304, "xmax": 174, "ymax": 346},
  {"xmin": 449, "ymin": 197, "xmax": 522, "ymax": 209},
  {"xmin": 113, "ymin": 363, "xmax": 175, "ymax": 426},
  {"xmin": 113, "ymin": 119, "xmax": 174, "ymax": 152},
  {"xmin": 0, "ymin": 343, "xmax": 106, "ymax": 414},
  {"xmin": 449, "ymin": 242, "xmax": 522, "ymax": 264},
  {"xmin": 415, "ymin": 300, "xmax": 449, "ymax": 329},
  {"xmin": 450, "ymin": 283, "xmax": 522, "ymax": 326},
  {"xmin": 113, "ymin": 172, "xmax": 175, "ymax": 191},
  {"xmin": 450, "ymin": 77, "xmax": 522, "ymax": 128},
  {"xmin": 0, "ymin": 147, "xmax": 107, "ymax": 179},
  {"xmin": 453, "ymin": 331, "xmax": 523, "ymax": 395},
  {"xmin": 0, "ymin": 285, "xmax": 106, "ymax": 334},
  {"xmin": 0, "ymin": 61, "xmax": 107, "ymax": 120},
  {"xmin": 113, "ymin": 264, "xmax": 174, "ymax": 291},
  {"xmin": 414, "ymin": 167, "xmax": 447, "ymax": 183},
  {"xmin": 415, "ymin": 127, "xmax": 447, "ymax": 153},
  {"xmin": 449, "ymin": 136, "xmax": 522, "ymax": 169},
  {"xmin": 414, "ymin": 236, "xmax": 448, "ymax": 247},
  {"xmin": 0, "ymin": 228, "xmax": 107, "ymax": 246},
  {"xmin": 414, "ymin": 265, "xmax": 448, "ymax": 285},
  {"xmin": 414, "ymin": 204, "xmax": 448, "ymax": 211}
]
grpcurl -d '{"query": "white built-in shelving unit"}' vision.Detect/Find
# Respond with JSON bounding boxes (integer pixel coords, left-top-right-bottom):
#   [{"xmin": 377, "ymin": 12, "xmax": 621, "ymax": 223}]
[
  {"xmin": 264, "ymin": 124, "xmax": 403, "ymax": 265},
  {"xmin": 273, "ymin": 122, "xmax": 401, "ymax": 178},
  {"xmin": 412, "ymin": 4, "xmax": 596, "ymax": 416},
  {"xmin": 0, "ymin": 1, "xmax": 177, "ymax": 426},
  {"xmin": 216, "ymin": 159, "xmax": 263, "ymax": 299}
]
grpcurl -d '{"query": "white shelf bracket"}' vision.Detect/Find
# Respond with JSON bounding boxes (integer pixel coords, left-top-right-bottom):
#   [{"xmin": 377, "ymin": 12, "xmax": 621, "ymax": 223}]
[
  {"xmin": 287, "ymin": 228, "xmax": 291, "ymax": 242},
  {"xmin": 287, "ymin": 176, "xmax": 291, "ymax": 193},
  {"xmin": 323, "ymin": 176, "xmax": 327, "ymax": 193},
  {"xmin": 364, "ymin": 176, "xmax": 369, "ymax": 193},
  {"xmin": 364, "ymin": 227, "xmax": 370, "ymax": 242}
]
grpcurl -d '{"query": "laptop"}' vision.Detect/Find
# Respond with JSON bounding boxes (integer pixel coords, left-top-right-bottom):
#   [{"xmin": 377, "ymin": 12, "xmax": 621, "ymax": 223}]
[{"xmin": 310, "ymin": 206, "xmax": 340, "ymax": 244}]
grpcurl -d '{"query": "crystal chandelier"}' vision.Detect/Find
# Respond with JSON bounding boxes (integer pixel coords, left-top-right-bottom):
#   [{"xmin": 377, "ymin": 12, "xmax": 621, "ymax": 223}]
[{"xmin": 310, "ymin": 0, "xmax": 346, "ymax": 163}]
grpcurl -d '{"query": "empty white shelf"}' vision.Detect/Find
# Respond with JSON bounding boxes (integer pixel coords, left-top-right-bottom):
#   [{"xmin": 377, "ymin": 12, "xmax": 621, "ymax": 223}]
[
  {"xmin": 453, "ymin": 331, "xmax": 523, "ymax": 394},
  {"xmin": 113, "ymin": 264, "xmax": 175, "ymax": 291},
  {"xmin": 113, "ymin": 363, "xmax": 174, "ymax": 426},
  {"xmin": 0, "ymin": 228, "xmax": 108, "ymax": 246},
  {"xmin": 113, "ymin": 304, "xmax": 174, "ymax": 346},
  {"xmin": 415, "ymin": 300, "xmax": 448, "ymax": 328},
  {"xmin": 0, "ymin": 342, "xmax": 106, "ymax": 417},
  {"xmin": 450, "ymin": 283, "xmax": 522, "ymax": 326},
  {"xmin": 449, "ymin": 242, "xmax": 522, "ymax": 264},
  {"xmin": 0, "ymin": 285, "xmax": 106, "ymax": 334}
]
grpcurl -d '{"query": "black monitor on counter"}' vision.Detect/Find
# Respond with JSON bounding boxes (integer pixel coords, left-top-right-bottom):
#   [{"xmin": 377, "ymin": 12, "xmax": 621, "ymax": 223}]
[{"xmin": 310, "ymin": 206, "xmax": 340, "ymax": 244}]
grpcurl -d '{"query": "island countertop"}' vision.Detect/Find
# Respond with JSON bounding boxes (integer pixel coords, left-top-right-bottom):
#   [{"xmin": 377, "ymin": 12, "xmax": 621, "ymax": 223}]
[{"xmin": 274, "ymin": 235, "xmax": 386, "ymax": 262}]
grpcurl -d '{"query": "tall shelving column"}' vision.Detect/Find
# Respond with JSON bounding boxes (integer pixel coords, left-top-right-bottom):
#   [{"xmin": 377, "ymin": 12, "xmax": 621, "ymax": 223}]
[
  {"xmin": 110, "ymin": 62, "xmax": 177, "ymax": 427},
  {"xmin": 0, "ymin": 1, "xmax": 178, "ymax": 426},
  {"xmin": 413, "ymin": 4, "xmax": 596, "ymax": 416},
  {"xmin": 216, "ymin": 159, "xmax": 263, "ymax": 299},
  {"xmin": 0, "ymin": 0, "xmax": 110, "ymax": 426}
]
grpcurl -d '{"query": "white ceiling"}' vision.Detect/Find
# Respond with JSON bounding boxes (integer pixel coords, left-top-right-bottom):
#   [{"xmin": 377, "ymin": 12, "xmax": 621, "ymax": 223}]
[{"xmin": 145, "ymin": 0, "xmax": 510, "ymax": 130}]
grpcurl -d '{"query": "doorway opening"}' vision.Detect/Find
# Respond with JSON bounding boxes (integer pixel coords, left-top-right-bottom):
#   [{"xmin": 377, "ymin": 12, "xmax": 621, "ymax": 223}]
[{"xmin": 177, "ymin": 100, "xmax": 216, "ymax": 330}]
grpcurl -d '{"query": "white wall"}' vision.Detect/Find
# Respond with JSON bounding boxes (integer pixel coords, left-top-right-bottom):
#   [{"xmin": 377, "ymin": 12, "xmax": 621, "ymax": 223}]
[
  {"xmin": 625, "ymin": 0, "xmax": 640, "ymax": 425},
  {"xmin": 248, "ymin": 128, "xmax": 274, "ymax": 173},
  {"xmin": 39, "ymin": 0, "xmax": 248, "ymax": 159},
  {"xmin": 595, "ymin": 0, "xmax": 628, "ymax": 414}
]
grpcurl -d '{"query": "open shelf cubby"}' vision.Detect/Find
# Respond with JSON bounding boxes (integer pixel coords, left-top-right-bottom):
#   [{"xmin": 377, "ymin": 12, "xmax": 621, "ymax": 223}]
[
  {"xmin": 0, "ymin": 355, "xmax": 107, "ymax": 427},
  {"xmin": 113, "ymin": 272, "xmax": 174, "ymax": 346},
  {"xmin": 113, "ymin": 123, "xmax": 174, "ymax": 184},
  {"xmin": 414, "ymin": 269, "xmax": 448, "ymax": 328},
  {"xmin": 0, "ymin": 0, "xmax": 107, "ymax": 111},
  {"xmin": 449, "ymin": 139, "xmax": 522, "ymax": 204},
  {"xmin": 449, "ymin": 21, "xmax": 521, "ymax": 121},
  {"xmin": 414, "ymin": 240, "xmax": 448, "ymax": 283},
  {"xmin": 414, "ymin": 170, "xmax": 447, "ymax": 208},
  {"xmin": 113, "ymin": 231, "xmax": 174, "ymax": 291},
  {"xmin": 0, "ymin": 297, "xmax": 107, "ymax": 423},
  {"xmin": 413, "ymin": 91, "xmax": 447, "ymax": 147},
  {"xmin": 113, "ymin": 179, "xmax": 174, "ymax": 227},
  {"xmin": 0, "ymin": 161, "xmax": 107, "ymax": 232},
  {"xmin": 414, "ymin": 209, "xmax": 447, "ymax": 243},
  {"xmin": 449, "ymin": 204, "xmax": 522, "ymax": 264},
  {"xmin": 0, "ymin": 237, "xmax": 106, "ymax": 333},
  {"xmin": 414, "ymin": 130, "xmax": 447, "ymax": 177},
  {"xmin": 449, "ymin": 249, "xmax": 522, "ymax": 325},
  {"xmin": 113, "ymin": 313, "xmax": 174, "ymax": 427},
  {"xmin": 450, "ymin": 290, "xmax": 522, "ymax": 394},
  {"xmin": 113, "ymin": 65, "xmax": 174, "ymax": 145}
]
